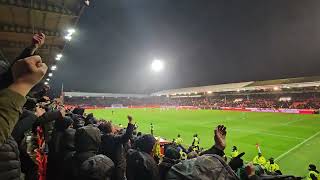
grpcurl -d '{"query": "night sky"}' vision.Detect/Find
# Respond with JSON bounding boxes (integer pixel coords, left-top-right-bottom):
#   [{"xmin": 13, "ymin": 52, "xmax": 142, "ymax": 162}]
[{"xmin": 52, "ymin": 0, "xmax": 320, "ymax": 94}]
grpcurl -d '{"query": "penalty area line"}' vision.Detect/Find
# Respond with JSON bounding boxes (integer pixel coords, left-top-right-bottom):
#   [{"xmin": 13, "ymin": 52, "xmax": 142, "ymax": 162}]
[{"xmin": 275, "ymin": 130, "xmax": 320, "ymax": 162}]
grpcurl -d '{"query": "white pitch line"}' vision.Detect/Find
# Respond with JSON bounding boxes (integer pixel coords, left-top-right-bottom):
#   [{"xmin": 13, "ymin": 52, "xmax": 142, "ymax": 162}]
[
  {"xmin": 230, "ymin": 129, "xmax": 304, "ymax": 140},
  {"xmin": 275, "ymin": 131, "xmax": 320, "ymax": 161}
]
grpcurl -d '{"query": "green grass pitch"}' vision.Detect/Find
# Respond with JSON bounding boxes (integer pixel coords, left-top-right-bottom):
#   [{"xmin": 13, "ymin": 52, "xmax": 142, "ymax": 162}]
[{"xmin": 86, "ymin": 108, "xmax": 320, "ymax": 177}]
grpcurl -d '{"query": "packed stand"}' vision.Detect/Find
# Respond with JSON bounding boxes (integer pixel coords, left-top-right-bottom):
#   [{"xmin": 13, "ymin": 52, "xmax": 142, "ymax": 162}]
[
  {"xmin": 0, "ymin": 33, "xmax": 315, "ymax": 180},
  {"xmin": 65, "ymin": 92, "xmax": 320, "ymax": 110}
]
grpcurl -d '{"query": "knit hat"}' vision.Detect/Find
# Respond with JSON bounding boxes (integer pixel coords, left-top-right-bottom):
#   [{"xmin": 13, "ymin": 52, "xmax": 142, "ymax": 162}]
[
  {"xmin": 136, "ymin": 134, "xmax": 156, "ymax": 154},
  {"xmin": 165, "ymin": 146, "xmax": 181, "ymax": 160},
  {"xmin": 79, "ymin": 154, "xmax": 114, "ymax": 180}
]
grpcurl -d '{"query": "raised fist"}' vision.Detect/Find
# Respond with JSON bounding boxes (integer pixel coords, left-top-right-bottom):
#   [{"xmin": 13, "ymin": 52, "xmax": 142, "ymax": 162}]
[
  {"xmin": 214, "ymin": 125, "xmax": 227, "ymax": 151},
  {"xmin": 9, "ymin": 56, "xmax": 47, "ymax": 96},
  {"xmin": 32, "ymin": 33, "xmax": 45, "ymax": 48},
  {"xmin": 12, "ymin": 55, "xmax": 47, "ymax": 85}
]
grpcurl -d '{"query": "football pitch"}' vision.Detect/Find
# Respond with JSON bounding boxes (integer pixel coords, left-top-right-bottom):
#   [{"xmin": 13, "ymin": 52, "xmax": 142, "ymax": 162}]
[{"xmin": 86, "ymin": 108, "xmax": 320, "ymax": 176}]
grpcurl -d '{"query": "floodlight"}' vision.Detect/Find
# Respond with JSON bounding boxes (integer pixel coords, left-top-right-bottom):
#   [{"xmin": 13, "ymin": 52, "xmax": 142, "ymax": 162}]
[
  {"xmin": 48, "ymin": 73, "xmax": 53, "ymax": 77},
  {"xmin": 64, "ymin": 35, "xmax": 72, "ymax": 41},
  {"xmin": 151, "ymin": 59, "xmax": 164, "ymax": 72},
  {"xmin": 44, "ymin": 82, "xmax": 49, "ymax": 85},
  {"xmin": 67, "ymin": 28, "xmax": 75, "ymax": 34},
  {"xmin": 51, "ymin": 65, "xmax": 57, "ymax": 71},
  {"xmin": 46, "ymin": 78, "xmax": 50, "ymax": 81}
]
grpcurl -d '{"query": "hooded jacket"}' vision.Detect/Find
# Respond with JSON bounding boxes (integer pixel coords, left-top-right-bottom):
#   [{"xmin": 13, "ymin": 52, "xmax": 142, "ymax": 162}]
[
  {"xmin": 126, "ymin": 149, "xmax": 160, "ymax": 180},
  {"xmin": 166, "ymin": 154, "xmax": 239, "ymax": 180},
  {"xmin": 63, "ymin": 125, "xmax": 101, "ymax": 180}
]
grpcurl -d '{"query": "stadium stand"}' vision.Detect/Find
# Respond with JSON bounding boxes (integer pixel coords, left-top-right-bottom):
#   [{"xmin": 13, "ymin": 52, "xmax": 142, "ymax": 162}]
[
  {"xmin": 0, "ymin": 3, "xmax": 318, "ymax": 179},
  {"xmin": 64, "ymin": 77, "xmax": 320, "ymax": 113}
]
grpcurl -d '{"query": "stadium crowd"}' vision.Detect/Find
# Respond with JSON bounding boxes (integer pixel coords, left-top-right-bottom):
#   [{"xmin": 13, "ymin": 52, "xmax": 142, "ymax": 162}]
[
  {"xmin": 65, "ymin": 92, "xmax": 320, "ymax": 110},
  {"xmin": 0, "ymin": 33, "xmax": 319, "ymax": 180}
]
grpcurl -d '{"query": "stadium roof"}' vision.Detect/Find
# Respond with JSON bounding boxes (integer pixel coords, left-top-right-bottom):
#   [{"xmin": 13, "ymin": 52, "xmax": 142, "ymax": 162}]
[
  {"xmin": 0, "ymin": 0, "xmax": 85, "ymax": 69},
  {"xmin": 151, "ymin": 76, "xmax": 320, "ymax": 96}
]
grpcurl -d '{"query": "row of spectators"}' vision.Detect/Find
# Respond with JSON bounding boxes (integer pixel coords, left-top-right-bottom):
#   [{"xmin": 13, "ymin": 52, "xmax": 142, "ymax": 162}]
[
  {"xmin": 0, "ymin": 33, "xmax": 317, "ymax": 180},
  {"xmin": 65, "ymin": 92, "xmax": 320, "ymax": 109}
]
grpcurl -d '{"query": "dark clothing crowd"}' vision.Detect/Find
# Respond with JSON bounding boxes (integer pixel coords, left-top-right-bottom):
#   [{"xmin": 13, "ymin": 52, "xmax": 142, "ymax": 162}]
[{"xmin": 0, "ymin": 33, "xmax": 311, "ymax": 180}]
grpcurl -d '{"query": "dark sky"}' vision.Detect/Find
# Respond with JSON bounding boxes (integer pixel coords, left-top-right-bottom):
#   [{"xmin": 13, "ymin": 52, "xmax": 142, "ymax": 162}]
[{"xmin": 52, "ymin": 0, "xmax": 320, "ymax": 94}]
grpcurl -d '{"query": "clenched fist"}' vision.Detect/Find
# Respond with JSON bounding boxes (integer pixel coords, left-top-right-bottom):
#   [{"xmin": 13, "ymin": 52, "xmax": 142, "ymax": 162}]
[
  {"xmin": 32, "ymin": 33, "xmax": 45, "ymax": 48},
  {"xmin": 9, "ymin": 55, "xmax": 48, "ymax": 96}
]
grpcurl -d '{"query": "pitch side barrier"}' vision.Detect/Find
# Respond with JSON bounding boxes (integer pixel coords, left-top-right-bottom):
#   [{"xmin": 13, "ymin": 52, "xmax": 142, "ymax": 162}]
[{"xmin": 65, "ymin": 105, "xmax": 317, "ymax": 114}]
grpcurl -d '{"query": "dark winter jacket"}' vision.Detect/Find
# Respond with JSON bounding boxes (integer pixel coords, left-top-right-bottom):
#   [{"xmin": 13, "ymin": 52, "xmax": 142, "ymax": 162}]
[
  {"xmin": 100, "ymin": 123, "xmax": 134, "ymax": 180},
  {"xmin": 159, "ymin": 157, "xmax": 180, "ymax": 180},
  {"xmin": 63, "ymin": 125, "xmax": 101, "ymax": 180},
  {"xmin": 166, "ymin": 154, "xmax": 239, "ymax": 180},
  {"xmin": 0, "ymin": 89, "xmax": 26, "ymax": 180},
  {"xmin": 0, "ymin": 136, "xmax": 21, "ymax": 180},
  {"xmin": 79, "ymin": 154, "xmax": 115, "ymax": 180},
  {"xmin": 126, "ymin": 149, "xmax": 160, "ymax": 180}
]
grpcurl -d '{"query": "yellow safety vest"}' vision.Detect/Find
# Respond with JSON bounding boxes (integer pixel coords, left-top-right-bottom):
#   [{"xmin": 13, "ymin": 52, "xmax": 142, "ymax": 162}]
[
  {"xmin": 231, "ymin": 150, "xmax": 239, "ymax": 158},
  {"xmin": 180, "ymin": 150, "xmax": 187, "ymax": 160},
  {"xmin": 193, "ymin": 137, "xmax": 199, "ymax": 146},
  {"xmin": 307, "ymin": 170, "xmax": 319, "ymax": 180},
  {"xmin": 175, "ymin": 137, "xmax": 183, "ymax": 145},
  {"xmin": 265, "ymin": 162, "xmax": 280, "ymax": 172},
  {"xmin": 253, "ymin": 156, "xmax": 266, "ymax": 166}
]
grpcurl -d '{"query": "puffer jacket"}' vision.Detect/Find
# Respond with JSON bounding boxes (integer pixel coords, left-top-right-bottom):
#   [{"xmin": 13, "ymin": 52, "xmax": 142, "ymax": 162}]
[
  {"xmin": 0, "ymin": 136, "xmax": 21, "ymax": 180},
  {"xmin": 166, "ymin": 154, "xmax": 239, "ymax": 180}
]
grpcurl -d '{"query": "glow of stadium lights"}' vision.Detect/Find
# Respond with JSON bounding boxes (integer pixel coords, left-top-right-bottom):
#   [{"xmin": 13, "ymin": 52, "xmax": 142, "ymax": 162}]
[
  {"xmin": 194, "ymin": 92, "xmax": 198, "ymax": 94},
  {"xmin": 273, "ymin": 86, "xmax": 280, "ymax": 91},
  {"xmin": 55, "ymin": 54, "xmax": 63, "ymax": 61},
  {"xmin": 48, "ymin": 73, "xmax": 53, "ymax": 77},
  {"xmin": 64, "ymin": 35, "xmax": 72, "ymax": 41},
  {"xmin": 44, "ymin": 82, "xmax": 49, "ymax": 85},
  {"xmin": 237, "ymin": 89, "xmax": 240, "ymax": 92},
  {"xmin": 67, "ymin": 28, "xmax": 75, "ymax": 34},
  {"xmin": 51, "ymin": 65, "xmax": 57, "ymax": 71},
  {"xmin": 46, "ymin": 78, "xmax": 50, "ymax": 81},
  {"xmin": 207, "ymin": 91, "xmax": 212, "ymax": 94},
  {"xmin": 151, "ymin": 59, "xmax": 164, "ymax": 72}
]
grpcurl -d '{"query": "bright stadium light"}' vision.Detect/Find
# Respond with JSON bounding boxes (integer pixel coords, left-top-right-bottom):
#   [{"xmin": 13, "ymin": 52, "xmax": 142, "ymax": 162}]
[
  {"xmin": 273, "ymin": 86, "xmax": 280, "ymax": 91},
  {"xmin": 56, "ymin": 54, "xmax": 63, "ymax": 61},
  {"xmin": 44, "ymin": 82, "xmax": 49, "ymax": 85},
  {"xmin": 64, "ymin": 35, "xmax": 72, "ymax": 41},
  {"xmin": 207, "ymin": 91, "xmax": 212, "ymax": 94},
  {"xmin": 48, "ymin": 73, "xmax": 53, "ymax": 77},
  {"xmin": 67, "ymin": 28, "xmax": 75, "ymax": 34},
  {"xmin": 46, "ymin": 78, "xmax": 50, "ymax": 81},
  {"xmin": 51, "ymin": 65, "xmax": 57, "ymax": 71},
  {"xmin": 151, "ymin": 59, "xmax": 164, "ymax": 72}
]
